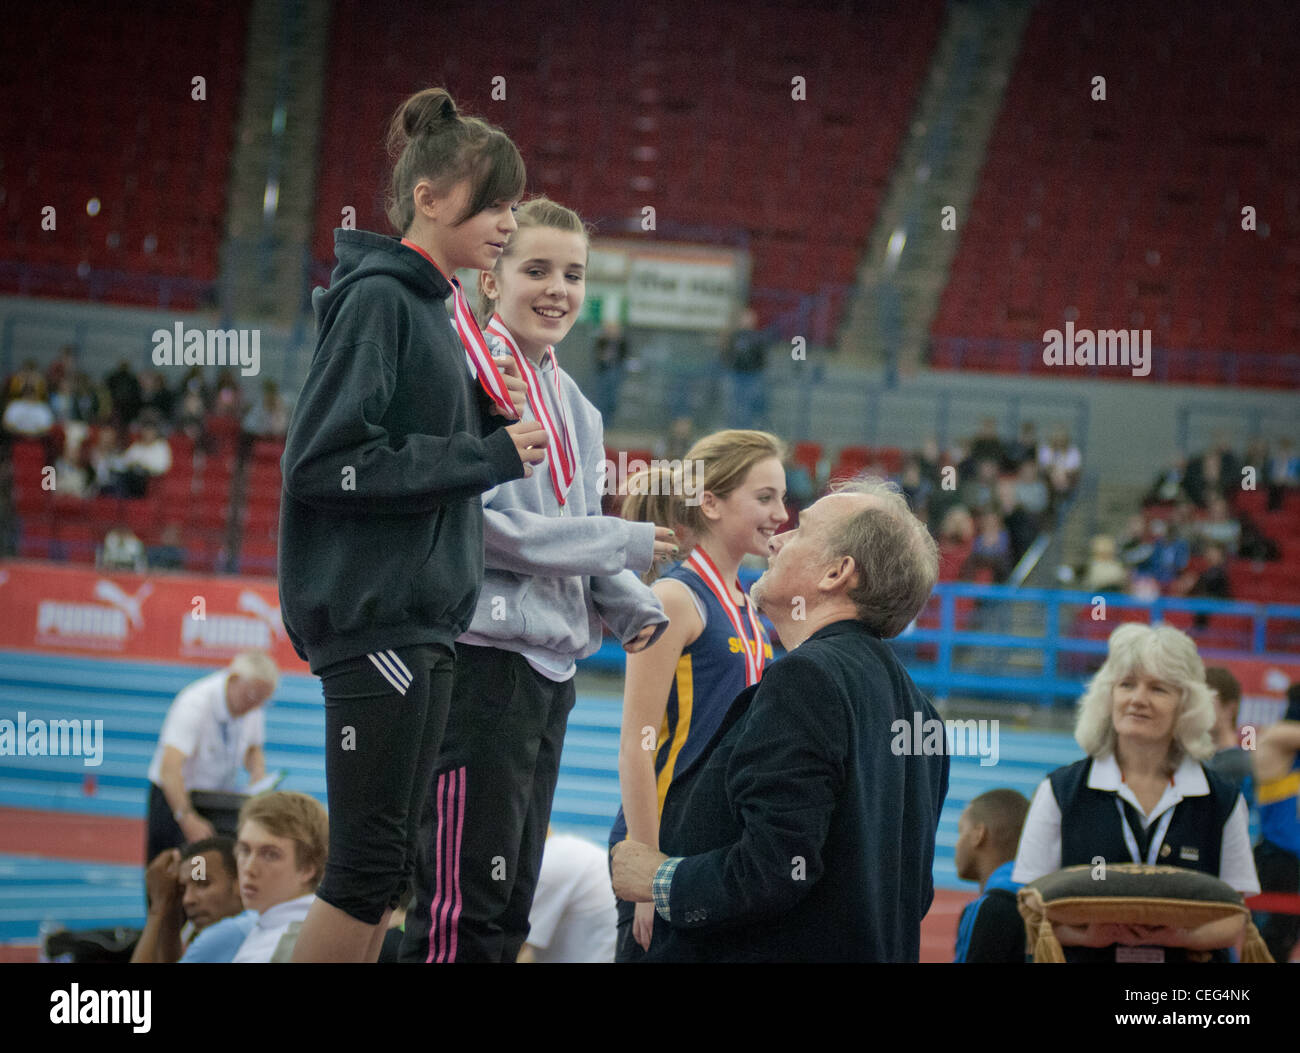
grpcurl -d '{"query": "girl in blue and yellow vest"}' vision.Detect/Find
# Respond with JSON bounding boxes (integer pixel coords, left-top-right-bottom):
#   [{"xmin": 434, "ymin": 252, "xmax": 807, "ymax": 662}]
[{"xmin": 611, "ymin": 430, "xmax": 788, "ymax": 961}]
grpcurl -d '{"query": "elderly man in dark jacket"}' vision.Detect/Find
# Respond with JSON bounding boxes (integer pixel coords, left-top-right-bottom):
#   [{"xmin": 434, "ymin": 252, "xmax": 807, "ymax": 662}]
[{"xmin": 612, "ymin": 479, "xmax": 949, "ymax": 961}]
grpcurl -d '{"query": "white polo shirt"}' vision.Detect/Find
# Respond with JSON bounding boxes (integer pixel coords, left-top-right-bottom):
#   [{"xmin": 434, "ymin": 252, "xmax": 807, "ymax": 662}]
[
  {"xmin": 147, "ymin": 670, "xmax": 266, "ymax": 792},
  {"xmin": 526, "ymin": 834, "xmax": 617, "ymax": 963},
  {"xmin": 1012, "ymin": 752, "xmax": 1260, "ymax": 894},
  {"xmin": 231, "ymin": 893, "xmax": 314, "ymax": 963}
]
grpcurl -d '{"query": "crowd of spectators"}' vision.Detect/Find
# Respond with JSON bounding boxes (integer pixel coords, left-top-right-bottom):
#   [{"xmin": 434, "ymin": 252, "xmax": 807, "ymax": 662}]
[
  {"xmin": 2, "ymin": 345, "xmax": 293, "ymax": 571},
  {"xmin": 1071, "ymin": 437, "xmax": 1289, "ymax": 613}
]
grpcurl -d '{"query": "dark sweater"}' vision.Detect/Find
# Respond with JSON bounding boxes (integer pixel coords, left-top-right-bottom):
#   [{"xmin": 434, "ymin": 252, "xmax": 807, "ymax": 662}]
[
  {"xmin": 646, "ymin": 619, "xmax": 950, "ymax": 962},
  {"xmin": 278, "ymin": 230, "xmax": 524, "ymax": 672}
]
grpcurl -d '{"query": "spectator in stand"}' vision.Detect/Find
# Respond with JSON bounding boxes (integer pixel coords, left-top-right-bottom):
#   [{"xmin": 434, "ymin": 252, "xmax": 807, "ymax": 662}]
[
  {"xmin": 44, "ymin": 345, "xmax": 78, "ymax": 391},
  {"xmin": 592, "ymin": 319, "xmax": 629, "ymax": 425},
  {"xmin": 953, "ymin": 789, "xmax": 1030, "ymax": 963},
  {"xmin": 89, "ymin": 426, "xmax": 128, "ymax": 497},
  {"xmin": 1134, "ymin": 518, "xmax": 1189, "ymax": 585},
  {"xmin": 131, "ymin": 836, "xmax": 245, "ymax": 963},
  {"xmin": 1, "ymin": 381, "xmax": 54, "ymax": 437},
  {"xmin": 53, "ymin": 427, "xmax": 95, "ymax": 498},
  {"xmin": 1184, "ymin": 446, "xmax": 1234, "ymax": 509},
  {"xmin": 1003, "ymin": 421, "xmax": 1039, "ymax": 472},
  {"xmin": 1145, "ymin": 454, "xmax": 1189, "ymax": 506},
  {"xmin": 517, "ymin": 830, "xmax": 617, "ymax": 963},
  {"xmin": 958, "ymin": 458, "xmax": 998, "ymax": 514},
  {"xmin": 968, "ymin": 418, "xmax": 1005, "ymax": 466},
  {"xmin": 138, "ymin": 370, "xmax": 176, "ymax": 423},
  {"xmin": 99, "ymin": 525, "xmax": 146, "ymax": 572},
  {"xmin": 1117, "ymin": 513, "xmax": 1149, "ymax": 566},
  {"xmin": 242, "ymin": 379, "xmax": 291, "ymax": 440},
  {"xmin": 1238, "ymin": 510, "xmax": 1280, "ymax": 563},
  {"xmin": 722, "ymin": 307, "xmax": 769, "ymax": 430},
  {"xmin": 175, "ymin": 386, "xmax": 208, "ymax": 447},
  {"xmin": 3, "ymin": 358, "xmax": 48, "ymax": 406},
  {"xmin": 962, "ymin": 509, "xmax": 1011, "ymax": 583},
  {"xmin": 213, "ymin": 368, "xmax": 243, "ymax": 418},
  {"xmin": 1204, "ymin": 667, "xmax": 1251, "ymax": 798},
  {"xmin": 120, "ymin": 413, "xmax": 172, "ymax": 498},
  {"xmin": 49, "ymin": 376, "xmax": 76, "ymax": 423},
  {"xmin": 899, "ymin": 458, "xmax": 933, "ymax": 524},
  {"xmin": 147, "ymin": 523, "xmax": 186, "ymax": 570},
  {"xmin": 1196, "ymin": 495, "xmax": 1241, "ymax": 556},
  {"xmin": 1005, "ymin": 460, "xmax": 1049, "ymax": 563},
  {"xmin": 1266, "ymin": 438, "xmax": 1299, "ymax": 512},
  {"xmin": 1082, "ymin": 535, "xmax": 1129, "ymax": 594},
  {"xmin": 1183, "ymin": 542, "xmax": 1230, "ymax": 629},
  {"xmin": 1038, "ymin": 429, "xmax": 1081, "ymax": 502},
  {"xmin": 69, "ymin": 371, "xmax": 111, "ymax": 424},
  {"xmin": 104, "ymin": 359, "xmax": 142, "ymax": 428}
]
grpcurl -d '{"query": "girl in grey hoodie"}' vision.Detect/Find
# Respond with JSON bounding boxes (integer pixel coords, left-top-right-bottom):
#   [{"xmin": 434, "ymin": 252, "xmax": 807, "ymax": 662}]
[{"xmin": 399, "ymin": 198, "xmax": 676, "ymax": 963}]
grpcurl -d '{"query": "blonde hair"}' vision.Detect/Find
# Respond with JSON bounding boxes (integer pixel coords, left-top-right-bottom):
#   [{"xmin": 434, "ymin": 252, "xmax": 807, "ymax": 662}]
[
  {"xmin": 622, "ymin": 465, "xmax": 688, "ymax": 583},
  {"xmin": 237, "ymin": 791, "xmax": 330, "ymax": 889},
  {"xmin": 678, "ymin": 430, "xmax": 786, "ymax": 537},
  {"xmin": 1074, "ymin": 623, "xmax": 1216, "ymax": 769},
  {"xmin": 476, "ymin": 196, "xmax": 591, "ymax": 323}
]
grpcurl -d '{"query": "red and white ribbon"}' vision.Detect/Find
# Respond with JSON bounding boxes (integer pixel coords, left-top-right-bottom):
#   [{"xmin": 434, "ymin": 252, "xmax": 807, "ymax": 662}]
[
  {"xmin": 486, "ymin": 315, "xmax": 577, "ymax": 505},
  {"xmin": 686, "ymin": 547, "xmax": 766, "ymax": 685},
  {"xmin": 400, "ymin": 238, "xmax": 517, "ymax": 418}
]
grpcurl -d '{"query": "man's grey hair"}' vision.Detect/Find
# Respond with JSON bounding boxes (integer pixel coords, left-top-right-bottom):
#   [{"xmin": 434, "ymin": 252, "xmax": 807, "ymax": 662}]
[
  {"xmin": 230, "ymin": 650, "xmax": 279, "ymax": 689},
  {"xmin": 819, "ymin": 477, "xmax": 939, "ymax": 638}
]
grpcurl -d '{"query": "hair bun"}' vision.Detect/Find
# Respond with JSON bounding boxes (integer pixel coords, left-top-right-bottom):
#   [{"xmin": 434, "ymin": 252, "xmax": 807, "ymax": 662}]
[{"xmin": 398, "ymin": 87, "xmax": 459, "ymax": 144}]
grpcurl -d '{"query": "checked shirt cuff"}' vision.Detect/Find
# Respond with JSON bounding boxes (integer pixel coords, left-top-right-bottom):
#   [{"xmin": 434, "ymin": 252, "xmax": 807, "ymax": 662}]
[{"xmin": 652, "ymin": 857, "xmax": 684, "ymax": 921}]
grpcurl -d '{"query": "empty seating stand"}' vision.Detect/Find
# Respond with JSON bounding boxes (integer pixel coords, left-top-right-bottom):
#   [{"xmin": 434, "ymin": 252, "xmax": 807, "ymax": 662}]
[{"xmin": 932, "ymin": 0, "xmax": 1300, "ymax": 388}]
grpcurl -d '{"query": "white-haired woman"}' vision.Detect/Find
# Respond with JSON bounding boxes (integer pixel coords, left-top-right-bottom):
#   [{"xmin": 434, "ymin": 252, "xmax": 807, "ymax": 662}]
[{"xmin": 1013, "ymin": 623, "xmax": 1259, "ymax": 962}]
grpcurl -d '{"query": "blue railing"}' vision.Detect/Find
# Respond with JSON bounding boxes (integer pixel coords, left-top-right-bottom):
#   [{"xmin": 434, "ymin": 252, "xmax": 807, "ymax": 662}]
[{"xmin": 582, "ymin": 579, "xmax": 1300, "ymax": 706}]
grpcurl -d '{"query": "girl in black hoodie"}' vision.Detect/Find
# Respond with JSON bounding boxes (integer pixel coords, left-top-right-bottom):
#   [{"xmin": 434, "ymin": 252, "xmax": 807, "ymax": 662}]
[{"xmin": 281, "ymin": 88, "xmax": 547, "ymax": 961}]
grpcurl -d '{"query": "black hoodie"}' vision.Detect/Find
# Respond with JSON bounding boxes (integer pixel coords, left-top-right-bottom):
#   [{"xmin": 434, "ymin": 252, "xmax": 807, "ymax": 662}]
[{"xmin": 278, "ymin": 230, "xmax": 524, "ymax": 673}]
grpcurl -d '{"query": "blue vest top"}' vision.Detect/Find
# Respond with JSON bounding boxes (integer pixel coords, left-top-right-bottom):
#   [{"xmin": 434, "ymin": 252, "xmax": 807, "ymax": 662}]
[{"xmin": 609, "ymin": 564, "xmax": 771, "ymax": 846}]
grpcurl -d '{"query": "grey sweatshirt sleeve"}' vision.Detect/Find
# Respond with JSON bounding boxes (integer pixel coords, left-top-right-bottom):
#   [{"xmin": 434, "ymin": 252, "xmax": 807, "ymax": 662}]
[
  {"xmin": 482, "ymin": 500, "xmax": 656, "ymax": 578},
  {"xmin": 591, "ymin": 568, "xmax": 669, "ymax": 647}
]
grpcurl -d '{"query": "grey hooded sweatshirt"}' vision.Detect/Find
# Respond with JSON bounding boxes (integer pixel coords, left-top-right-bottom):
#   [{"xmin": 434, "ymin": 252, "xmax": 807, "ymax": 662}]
[{"xmin": 458, "ymin": 331, "xmax": 667, "ymax": 678}]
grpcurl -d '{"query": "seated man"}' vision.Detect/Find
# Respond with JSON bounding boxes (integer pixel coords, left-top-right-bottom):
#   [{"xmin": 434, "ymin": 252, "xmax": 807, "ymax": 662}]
[
  {"xmin": 180, "ymin": 791, "xmax": 328, "ymax": 963},
  {"xmin": 953, "ymin": 789, "xmax": 1030, "ymax": 963},
  {"xmin": 612, "ymin": 479, "xmax": 949, "ymax": 961},
  {"xmin": 132, "ymin": 836, "xmax": 245, "ymax": 963}
]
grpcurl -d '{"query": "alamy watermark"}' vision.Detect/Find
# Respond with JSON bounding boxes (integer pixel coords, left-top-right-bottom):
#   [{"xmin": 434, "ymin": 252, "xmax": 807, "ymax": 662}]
[
  {"xmin": 891, "ymin": 713, "xmax": 1000, "ymax": 767},
  {"xmin": 0, "ymin": 712, "xmax": 103, "ymax": 767},
  {"xmin": 152, "ymin": 322, "xmax": 261, "ymax": 376},
  {"xmin": 598, "ymin": 454, "xmax": 705, "ymax": 506},
  {"xmin": 1042, "ymin": 322, "xmax": 1151, "ymax": 377}
]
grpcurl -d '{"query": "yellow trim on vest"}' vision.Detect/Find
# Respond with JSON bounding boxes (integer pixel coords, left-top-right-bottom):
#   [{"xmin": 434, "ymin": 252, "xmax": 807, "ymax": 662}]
[
  {"xmin": 655, "ymin": 655, "xmax": 694, "ymax": 817},
  {"xmin": 1255, "ymin": 770, "xmax": 1300, "ymax": 806}
]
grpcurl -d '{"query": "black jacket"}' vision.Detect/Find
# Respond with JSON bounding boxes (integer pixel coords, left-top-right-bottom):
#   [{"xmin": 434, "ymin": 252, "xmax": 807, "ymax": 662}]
[
  {"xmin": 646, "ymin": 619, "xmax": 950, "ymax": 962},
  {"xmin": 278, "ymin": 230, "xmax": 524, "ymax": 672}
]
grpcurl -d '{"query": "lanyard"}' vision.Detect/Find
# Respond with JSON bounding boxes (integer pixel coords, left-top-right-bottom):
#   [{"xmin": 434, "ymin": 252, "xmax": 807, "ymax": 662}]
[
  {"xmin": 399, "ymin": 238, "xmax": 517, "ymax": 418},
  {"xmin": 1115, "ymin": 797, "xmax": 1175, "ymax": 865},
  {"xmin": 486, "ymin": 315, "xmax": 577, "ymax": 505},
  {"xmin": 686, "ymin": 548, "xmax": 766, "ymax": 685}
]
